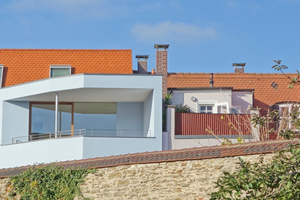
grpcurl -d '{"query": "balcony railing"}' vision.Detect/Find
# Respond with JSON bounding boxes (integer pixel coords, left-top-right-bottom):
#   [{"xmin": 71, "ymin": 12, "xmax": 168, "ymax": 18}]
[{"xmin": 12, "ymin": 129, "xmax": 151, "ymax": 144}]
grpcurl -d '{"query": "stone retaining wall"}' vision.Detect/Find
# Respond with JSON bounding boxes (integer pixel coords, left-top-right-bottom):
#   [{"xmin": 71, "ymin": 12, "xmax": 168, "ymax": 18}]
[
  {"xmin": 80, "ymin": 153, "xmax": 274, "ymax": 200},
  {"xmin": 0, "ymin": 153, "xmax": 274, "ymax": 200}
]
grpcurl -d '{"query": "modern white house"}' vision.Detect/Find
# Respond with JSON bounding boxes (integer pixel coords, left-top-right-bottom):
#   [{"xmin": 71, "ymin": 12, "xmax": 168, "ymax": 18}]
[{"xmin": 0, "ymin": 49, "xmax": 162, "ymax": 169}]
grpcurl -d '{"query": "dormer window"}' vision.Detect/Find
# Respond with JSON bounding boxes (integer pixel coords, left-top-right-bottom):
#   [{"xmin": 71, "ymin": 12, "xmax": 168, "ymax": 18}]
[
  {"xmin": 0, "ymin": 65, "xmax": 3, "ymax": 88},
  {"xmin": 50, "ymin": 65, "xmax": 71, "ymax": 77}
]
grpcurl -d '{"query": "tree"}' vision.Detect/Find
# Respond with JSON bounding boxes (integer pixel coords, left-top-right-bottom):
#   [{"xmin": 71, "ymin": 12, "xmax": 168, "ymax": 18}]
[
  {"xmin": 210, "ymin": 142, "xmax": 300, "ymax": 199},
  {"xmin": 210, "ymin": 61, "xmax": 300, "ymax": 199}
]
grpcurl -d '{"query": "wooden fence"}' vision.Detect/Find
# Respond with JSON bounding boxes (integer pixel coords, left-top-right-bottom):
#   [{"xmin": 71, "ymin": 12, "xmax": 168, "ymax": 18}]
[{"xmin": 175, "ymin": 113, "xmax": 252, "ymax": 135}]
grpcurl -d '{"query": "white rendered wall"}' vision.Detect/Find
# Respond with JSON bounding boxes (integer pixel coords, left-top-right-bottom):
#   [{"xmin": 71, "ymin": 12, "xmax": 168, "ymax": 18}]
[
  {"xmin": 172, "ymin": 89, "xmax": 232, "ymax": 113},
  {"xmin": 2, "ymin": 101, "xmax": 29, "ymax": 145},
  {"xmin": 143, "ymin": 91, "xmax": 153, "ymax": 137},
  {"xmin": 116, "ymin": 102, "xmax": 143, "ymax": 135},
  {"xmin": 0, "ymin": 137, "xmax": 84, "ymax": 169},
  {"xmin": 0, "ymin": 136, "xmax": 162, "ymax": 169},
  {"xmin": 82, "ymin": 136, "xmax": 159, "ymax": 159},
  {"xmin": 171, "ymin": 137, "xmax": 239, "ymax": 149},
  {"xmin": 232, "ymin": 91, "xmax": 253, "ymax": 113}
]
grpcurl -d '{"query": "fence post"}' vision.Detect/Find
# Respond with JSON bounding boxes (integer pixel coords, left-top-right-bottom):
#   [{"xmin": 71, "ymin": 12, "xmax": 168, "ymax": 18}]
[
  {"xmin": 166, "ymin": 105, "xmax": 176, "ymax": 150},
  {"xmin": 250, "ymin": 108, "xmax": 260, "ymax": 142}
]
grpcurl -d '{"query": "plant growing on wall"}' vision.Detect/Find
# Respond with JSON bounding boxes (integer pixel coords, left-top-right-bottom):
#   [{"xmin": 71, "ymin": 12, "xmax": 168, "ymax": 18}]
[
  {"xmin": 163, "ymin": 93, "xmax": 174, "ymax": 131},
  {"xmin": 163, "ymin": 93, "xmax": 173, "ymax": 105},
  {"xmin": 7, "ymin": 165, "xmax": 94, "ymax": 200}
]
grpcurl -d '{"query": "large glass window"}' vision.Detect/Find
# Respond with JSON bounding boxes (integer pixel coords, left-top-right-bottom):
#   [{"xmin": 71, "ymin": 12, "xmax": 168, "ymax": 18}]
[
  {"xmin": 74, "ymin": 103, "xmax": 117, "ymax": 136},
  {"xmin": 31, "ymin": 103, "xmax": 72, "ymax": 138},
  {"xmin": 30, "ymin": 102, "xmax": 117, "ymax": 138},
  {"xmin": 50, "ymin": 65, "xmax": 71, "ymax": 77}
]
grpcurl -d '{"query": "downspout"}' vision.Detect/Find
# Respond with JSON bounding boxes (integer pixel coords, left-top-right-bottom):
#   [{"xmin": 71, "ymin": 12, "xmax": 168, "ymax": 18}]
[{"xmin": 55, "ymin": 93, "xmax": 58, "ymax": 138}]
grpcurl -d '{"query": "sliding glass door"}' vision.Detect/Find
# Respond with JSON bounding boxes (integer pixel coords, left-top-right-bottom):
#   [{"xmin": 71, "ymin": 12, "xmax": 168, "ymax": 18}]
[
  {"xmin": 30, "ymin": 103, "xmax": 72, "ymax": 138},
  {"xmin": 30, "ymin": 102, "xmax": 117, "ymax": 138}
]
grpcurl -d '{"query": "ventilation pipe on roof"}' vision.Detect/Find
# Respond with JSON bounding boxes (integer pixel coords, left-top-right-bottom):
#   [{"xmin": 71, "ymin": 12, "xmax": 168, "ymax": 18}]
[
  {"xmin": 136, "ymin": 55, "xmax": 149, "ymax": 74},
  {"xmin": 210, "ymin": 73, "xmax": 214, "ymax": 87}
]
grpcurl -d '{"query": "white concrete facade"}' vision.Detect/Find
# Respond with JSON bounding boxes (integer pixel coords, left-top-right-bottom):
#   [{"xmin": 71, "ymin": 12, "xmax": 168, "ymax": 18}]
[
  {"xmin": 171, "ymin": 88, "xmax": 253, "ymax": 114},
  {"xmin": 0, "ymin": 74, "xmax": 162, "ymax": 168}
]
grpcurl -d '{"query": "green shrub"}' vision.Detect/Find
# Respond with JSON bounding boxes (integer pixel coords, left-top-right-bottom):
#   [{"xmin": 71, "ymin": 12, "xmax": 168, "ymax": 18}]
[{"xmin": 8, "ymin": 165, "xmax": 94, "ymax": 200}]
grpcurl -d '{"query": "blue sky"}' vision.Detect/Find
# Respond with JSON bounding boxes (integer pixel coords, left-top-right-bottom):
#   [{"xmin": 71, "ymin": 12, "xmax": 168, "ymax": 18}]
[{"xmin": 0, "ymin": 0, "xmax": 300, "ymax": 73}]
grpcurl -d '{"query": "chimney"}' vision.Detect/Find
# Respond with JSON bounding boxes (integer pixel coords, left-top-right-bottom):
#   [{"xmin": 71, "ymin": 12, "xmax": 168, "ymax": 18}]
[
  {"xmin": 233, "ymin": 63, "xmax": 246, "ymax": 73},
  {"xmin": 136, "ymin": 55, "xmax": 149, "ymax": 74},
  {"xmin": 210, "ymin": 73, "xmax": 214, "ymax": 87},
  {"xmin": 154, "ymin": 44, "xmax": 169, "ymax": 98}
]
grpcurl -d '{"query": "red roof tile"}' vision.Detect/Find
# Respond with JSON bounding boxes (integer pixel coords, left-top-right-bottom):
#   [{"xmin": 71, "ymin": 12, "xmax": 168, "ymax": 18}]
[
  {"xmin": 168, "ymin": 73, "xmax": 300, "ymax": 107},
  {"xmin": 0, "ymin": 49, "xmax": 132, "ymax": 87},
  {"xmin": 0, "ymin": 139, "xmax": 295, "ymax": 178}
]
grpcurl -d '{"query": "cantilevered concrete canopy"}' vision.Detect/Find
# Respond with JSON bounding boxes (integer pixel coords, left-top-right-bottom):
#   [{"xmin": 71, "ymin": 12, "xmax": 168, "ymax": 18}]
[
  {"xmin": 12, "ymin": 88, "xmax": 152, "ymax": 102},
  {"xmin": 0, "ymin": 73, "xmax": 160, "ymax": 102}
]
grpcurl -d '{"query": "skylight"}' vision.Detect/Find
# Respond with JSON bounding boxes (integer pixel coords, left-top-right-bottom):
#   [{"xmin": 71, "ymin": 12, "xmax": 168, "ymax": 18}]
[{"xmin": 50, "ymin": 65, "xmax": 71, "ymax": 77}]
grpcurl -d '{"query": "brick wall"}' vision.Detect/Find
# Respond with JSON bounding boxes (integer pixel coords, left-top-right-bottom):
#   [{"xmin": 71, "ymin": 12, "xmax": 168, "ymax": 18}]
[{"xmin": 156, "ymin": 50, "xmax": 168, "ymax": 98}]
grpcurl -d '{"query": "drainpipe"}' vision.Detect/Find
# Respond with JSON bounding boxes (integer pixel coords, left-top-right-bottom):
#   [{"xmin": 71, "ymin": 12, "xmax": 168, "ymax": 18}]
[{"xmin": 55, "ymin": 93, "xmax": 58, "ymax": 138}]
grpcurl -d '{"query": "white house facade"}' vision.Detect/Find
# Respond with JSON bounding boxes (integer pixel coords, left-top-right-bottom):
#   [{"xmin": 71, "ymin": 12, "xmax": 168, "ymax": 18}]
[{"xmin": 0, "ymin": 73, "xmax": 162, "ymax": 168}]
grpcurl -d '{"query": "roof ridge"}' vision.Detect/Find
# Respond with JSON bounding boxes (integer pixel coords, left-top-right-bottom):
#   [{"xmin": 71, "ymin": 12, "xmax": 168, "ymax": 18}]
[{"xmin": 0, "ymin": 49, "xmax": 131, "ymax": 51}]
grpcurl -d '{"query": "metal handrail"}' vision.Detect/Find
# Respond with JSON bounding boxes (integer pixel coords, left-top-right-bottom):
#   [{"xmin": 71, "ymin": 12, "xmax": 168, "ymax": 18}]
[{"xmin": 11, "ymin": 129, "xmax": 151, "ymax": 144}]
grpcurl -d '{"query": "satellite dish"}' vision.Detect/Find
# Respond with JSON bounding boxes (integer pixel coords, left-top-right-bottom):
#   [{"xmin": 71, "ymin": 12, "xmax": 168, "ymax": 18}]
[{"xmin": 191, "ymin": 96, "xmax": 197, "ymax": 102}]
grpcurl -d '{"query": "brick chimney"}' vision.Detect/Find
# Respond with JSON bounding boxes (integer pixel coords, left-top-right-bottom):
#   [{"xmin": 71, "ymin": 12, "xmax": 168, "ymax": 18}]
[
  {"xmin": 136, "ymin": 55, "xmax": 149, "ymax": 74},
  {"xmin": 233, "ymin": 63, "xmax": 246, "ymax": 73},
  {"xmin": 154, "ymin": 44, "xmax": 169, "ymax": 98}
]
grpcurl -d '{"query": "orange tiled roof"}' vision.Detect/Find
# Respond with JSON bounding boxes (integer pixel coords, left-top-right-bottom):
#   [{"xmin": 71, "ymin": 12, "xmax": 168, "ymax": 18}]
[
  {"xmin": 168, "ymin": 73, "xmax": 300, "ymax": 107},
  {"xmin": 0, "ymin": 49, "xmax": 132, "ymax": 87}
]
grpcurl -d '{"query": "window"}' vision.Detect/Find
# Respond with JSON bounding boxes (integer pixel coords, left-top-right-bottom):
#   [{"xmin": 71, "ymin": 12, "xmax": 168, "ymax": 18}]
[
  {"xmin": 0, "ymin": 65, "xmax": 3, "ymax": 88},
  {"xmin": 50, "ymin": 65, "xmax": 71, "ymax": 77},
  {"xmin": 200, "ymin": 105, "xmax": 213, "ymax": 113},
  {"xmin": 279, "ymin": 104, "xmax": 300, "ymax": 129},
  {"xmin": 214, "ymin": 102, "xmax": 230, "ymax": 114}
]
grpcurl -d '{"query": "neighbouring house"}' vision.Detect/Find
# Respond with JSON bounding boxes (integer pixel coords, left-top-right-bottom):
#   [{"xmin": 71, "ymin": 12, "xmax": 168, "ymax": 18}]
[
  {"xmin": 0, "ymin": 49, "xmax": 162, "ymax": 168},
  {"xmin": 153, "ymin": 47, "xmax": 300, "ymax": 149}
]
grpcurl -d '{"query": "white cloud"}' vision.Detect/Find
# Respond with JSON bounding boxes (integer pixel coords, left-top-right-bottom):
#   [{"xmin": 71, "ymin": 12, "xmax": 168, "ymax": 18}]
[
  {"xmin": 5, "ymin": 0, "xmax": 130, "ymax": 18},
  {"xmin": 226, "ymin": 1, "xmax": 238, "ymax": 8},
  {"xmin": 169, "ymin": 0, "xmax": 182, "ymax": 10},
  {"xmin": 139, "ymin": 2, "xmax": 161, "ymax": 11},
  {"xmin": 131, "ymin": 21, "xmax": 218, "ymax": 43}
]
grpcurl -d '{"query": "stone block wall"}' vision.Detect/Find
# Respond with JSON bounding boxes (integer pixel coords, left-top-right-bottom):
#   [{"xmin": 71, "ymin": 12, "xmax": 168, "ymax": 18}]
[
  {"xmin": 0, "ymin": 153, "xmax": 274, "ymax": 200},
  {"xmin": 80, "ymin": 153, "xmax": 274, "ymax": 200}
]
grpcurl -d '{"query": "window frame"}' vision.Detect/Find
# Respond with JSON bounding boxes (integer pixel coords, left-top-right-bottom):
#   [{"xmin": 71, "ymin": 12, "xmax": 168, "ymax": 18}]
[
  {"xmin": 199, "ymin": 105, "xmax": 213, "ymax": 113},
  {"xmin": 0, "ymin": 64, "xmax": 3, "ymax": 88},
  {"xmin": 279, "ymin": 103, "xmax": 300, "ymax": 129},
  {"xmin": 49, "ymin": 65, "xmax": 71, "ymax": 77}
]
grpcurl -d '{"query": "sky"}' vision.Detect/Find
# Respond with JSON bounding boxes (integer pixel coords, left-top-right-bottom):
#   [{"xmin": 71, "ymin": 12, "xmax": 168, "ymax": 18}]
[{"xmin": 0, "ymin": 0, "xmax": 300, "ymax": 74}]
